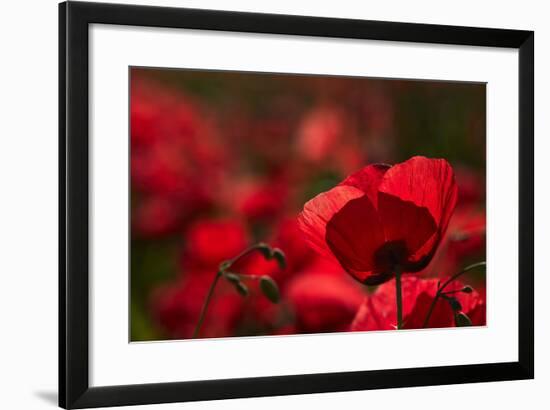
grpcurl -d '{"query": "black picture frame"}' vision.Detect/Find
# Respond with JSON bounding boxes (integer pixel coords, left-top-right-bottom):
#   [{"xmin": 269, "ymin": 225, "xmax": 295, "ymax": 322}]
[{"xmin": 59, "ymin": 1, "xmax": 534, "ymax": 408}]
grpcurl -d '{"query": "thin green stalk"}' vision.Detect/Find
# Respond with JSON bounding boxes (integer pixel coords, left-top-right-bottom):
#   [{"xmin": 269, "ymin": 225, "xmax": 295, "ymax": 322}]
[
  {"xmin": 191, "ymin": 242, "xmax": 283, "ymax": 338},
  {"xmin": 422, "ymin": 289, "xmax": 439, "ymax": 329},
  {"xmin": 227, "ymin": 243, "xmax": 268, "ymax": 266},
  {"xmin": 192, "ymin": 243, "xmax": 269, "ymax": 338},
  {"xmin": 227, "ymin": 272, "xmax": 260, "ymax": 280},
  {"xmin": 192, "ymin": 271, "xmax": 221, "ymax": 338},
  {"xmin": 422, "ymin": 261, "xmax": 486, "ymax": 328},
  {"xmin": 395, "ymin": 265, "xmax": 403, "ymax": 329}
]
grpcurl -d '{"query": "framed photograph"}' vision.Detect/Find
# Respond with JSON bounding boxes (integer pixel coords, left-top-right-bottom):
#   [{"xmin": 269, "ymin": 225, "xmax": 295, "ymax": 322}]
[{"xmin": 59, "ymin": 1, "xmax": 534, "ymax": 408}]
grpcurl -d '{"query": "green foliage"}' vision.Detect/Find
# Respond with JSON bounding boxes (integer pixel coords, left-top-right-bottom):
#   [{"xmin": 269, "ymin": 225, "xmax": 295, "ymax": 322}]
[{"xmin": 130, "ymin": 239, "xmax": 179, "ymax": 340}]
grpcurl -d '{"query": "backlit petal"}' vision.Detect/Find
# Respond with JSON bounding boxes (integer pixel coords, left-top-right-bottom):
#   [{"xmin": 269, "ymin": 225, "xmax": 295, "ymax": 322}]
[
  {"xmin": 378, "ymin": 156, "xmax": 458, "ymax": 269},
  {"xmin": 378, "ymin": 156, "xmax": 458, "ymax": 229},
  {"xmin": 339, "ymin": 163, "xmax": 390, "ymax": 208},
  {"xmin": 325, "ymin": 195, "xmax": 386, "ymax": 281},
  {"xmin": 298, "ymin": 185, "xmax": 364, "ymax": 261}
]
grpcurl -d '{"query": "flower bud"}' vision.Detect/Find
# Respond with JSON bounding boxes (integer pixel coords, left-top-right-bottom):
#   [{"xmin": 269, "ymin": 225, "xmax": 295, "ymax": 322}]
[
  {"xmin": 454, "ymin": 312, "xmax": 472, "ymax": 327},
  {"xmin": 224, "ymin": 272, "xmax": 241, "ymax": 284},
  {"xmin": 272, "ymin": 248, "xmax": 287, "ymax": 269},
  {"xmin": 255, "ymin": 243, "xmax": 273, "ymax": 260},
  {"xmin": 235, "ymin": 282, "xmax": 249, "ymax": 297},
  {"xmin": 259, "ymin": 276, "xmax": 280, "ymax": 303}
]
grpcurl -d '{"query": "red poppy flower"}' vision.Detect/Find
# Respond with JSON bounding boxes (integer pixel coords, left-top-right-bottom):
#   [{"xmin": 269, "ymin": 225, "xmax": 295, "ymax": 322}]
[
  {"xmin": 350, "ymin": 276, "xmax": 485, "ymax": 331},
  {"xmin": 298, "ymin": 156, "xmax": 458, "ymax": 285},
  {"xmin": 286, "ymin": 271, "xmax": 365, "ymax": 333}
]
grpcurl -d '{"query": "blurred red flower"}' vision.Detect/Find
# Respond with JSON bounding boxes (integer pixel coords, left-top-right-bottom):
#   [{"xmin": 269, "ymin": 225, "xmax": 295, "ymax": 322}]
[
  {"xmin": 421, "ymin": 206, "xmax": 486, "ymax": 279},
  {"xmin": 182, "ymin": 219, "xmax": 249, "ymax": 270},
  {"xmin": 219, "ymin": 176, "xmax": 290, "ymax": 225},
  {"xmin": 130, "ymin": 77, "xmax": 228, "ymax": 238},
  {"xmin": 298, "ymin": 156, "xmax": 458, "ymax": 285},
  {"xmin": 295, "ymin": 105, "xmax": 364, "ymax": 175},
  {"xmin": 132, "ymin": 196, "xmax": 182, "ymax": 238},
  {"xmin": 239, "ymin": 180, "xmax": 289, "ymax": 223},
  {"xmin": 151, "ymin": 273, "xmax": 243, "ymax": 339},
  {"xmin": 286, "ymin": 270, "xmax": 364, "ymax": 333},
  {"xmin": 296, "ymin": 106, "xmax": 345, "ymax": 163},
  {"xmin": 271, "ymin": 217, "xmax": 315, "ymax": 275},
  {"xmin": 350, "ymin": 276, "xmax": 485, "ymax": 331},
  {"xmin": 446, "ymin": 206, "xmax": 486, "ymax": 262},
  {"xmin": 232, "ymin": 251, "xmax": 281, "ymax": 279}
]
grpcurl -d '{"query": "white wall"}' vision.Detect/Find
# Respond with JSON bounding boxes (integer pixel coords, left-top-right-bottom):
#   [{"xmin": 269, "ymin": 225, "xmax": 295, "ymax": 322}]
[{"xmin": 0, "ymin": 0, "xmax": 546, "ymax": 409}]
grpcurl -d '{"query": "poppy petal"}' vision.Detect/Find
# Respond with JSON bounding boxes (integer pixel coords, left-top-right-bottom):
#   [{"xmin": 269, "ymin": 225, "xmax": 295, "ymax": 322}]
[
  {"xmin": 339, "ymin": 163, "xmax": 390, "ymax": 208},
  {"xmin": 378, "ymin": 156, "xmax": 458, "ymax": 229},
  {"xmin": 298, "ymin": 185, "xmax": 365, "ymax": 261},
  {"xmin": 286, "ymin": 272, "xmax": 364, "ymax": 333},
  {"xmin": 325, "ymin": 195, "xmax": 386, "ymax": 282},
  {"xmin": 378, "ymin": 156, "xmax": 458, "ymax": 269},
  {"xmin": 350, "ymin": 276, "xmax": 428, "ymax": 331},
  {"xmin": 377, "ymin": 192, "xmax": 437, "ymax": 260},
  {"xmin": 351, "ymin": 277, "xmax": 485, "ymax": 331}
]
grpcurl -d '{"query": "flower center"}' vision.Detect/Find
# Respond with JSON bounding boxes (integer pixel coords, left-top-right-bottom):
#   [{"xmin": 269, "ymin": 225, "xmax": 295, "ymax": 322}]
[{"xmin": 374, "ymin": 240, "xmax": 408, "ymax": 272}]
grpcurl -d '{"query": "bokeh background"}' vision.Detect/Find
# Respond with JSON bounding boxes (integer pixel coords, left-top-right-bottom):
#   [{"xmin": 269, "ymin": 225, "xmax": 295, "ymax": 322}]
[{"xmin": 130, "ymin": 67, "xmax": 486, "ymax": 341}]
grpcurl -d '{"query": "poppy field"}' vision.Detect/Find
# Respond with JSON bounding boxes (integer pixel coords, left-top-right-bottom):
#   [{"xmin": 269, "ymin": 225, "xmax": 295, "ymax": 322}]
[{"xmin": 130, "ymin": 67, "xmax": 486, "ymax": 341}]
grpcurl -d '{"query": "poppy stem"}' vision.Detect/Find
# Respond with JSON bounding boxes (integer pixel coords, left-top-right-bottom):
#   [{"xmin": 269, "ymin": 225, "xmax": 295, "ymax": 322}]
[
  {"xmin": 229, "ymin": 273, "xmax": 260, "ymax": 280},
  {"xmin": 192, "ymin": 242, "xmax": 279, "ymax": 338},
  {"xmin": 422, "ymin": 261, "xmax": 486, "ymax": 328},
  {"xmin": 395, "ymin": 265, "xmax": 403, "ymax": 330},
  {"xmin": 192, "ymin": 271, "xmax": 221, "ymax": 339},
  {"xmin": 227, "ymin": 243, "xmax": 269, "ymax": 266}
]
